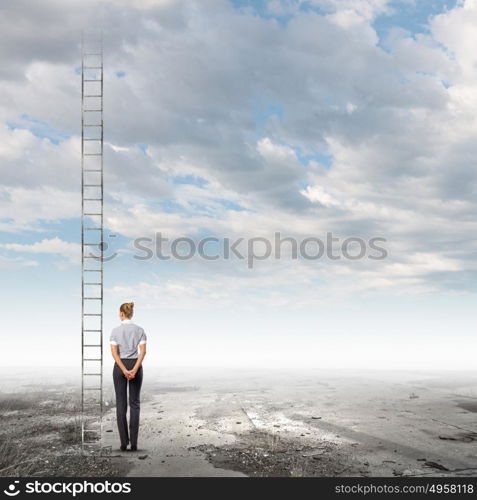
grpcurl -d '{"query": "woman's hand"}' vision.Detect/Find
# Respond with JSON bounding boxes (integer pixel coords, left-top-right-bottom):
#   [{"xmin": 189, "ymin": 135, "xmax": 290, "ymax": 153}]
[
  {"xmin": 112, "ymin": 346, "xmax": 133, "ymax": 379},
  {"xmin": 123, "ymin": 369, "xmax": 136, "ymax": 379}
]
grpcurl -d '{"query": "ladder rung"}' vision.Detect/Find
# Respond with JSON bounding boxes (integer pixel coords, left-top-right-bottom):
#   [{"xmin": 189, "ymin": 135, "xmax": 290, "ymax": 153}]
[
  {"xmin": 83, "ymin": 154, "xmax": 102, "ymax": 157},
  {"xmin": 83, "ymin": 373, "xmax": 102, "ymax": 376},
  {"xmin": 83, "ymin": 66, "xmax": 103, "ymax": 69},
  {"xmin": 83, "ymin": 80, "xmax": 102, "ymax": 83},
  {"xmin": 83, "ymin": 329, "xmax": 102, "ymax": 332},
  {"xmin": 84, "ymin": 109, "xmax": 103, "ymax": 112},
  {"xmin": 84, "ymin": 388, "xmax": 101, "ymax": 391},
  {"xmin": 83, "ymin": 297, "xmax": 102, "ymax": 300},
  {"xmin": 83, "ymin": 256, "xmax": 101, "ymax": 260},
  {"xmin": 84, "ymin": 269, "xmax": 103, "ymax": 272},
  {"xmin": 83, "ymin": 169, "xmax": 102, "ymax": 172},
  {"xmin": 83, "ymin": 213, "xmax": 102, "ymax": 216},
  {"xmin": 83, "ymin": 343, "xmax": 101, "ymax": 346},
  {"xmin": 84, "ymin": 95, "xmax": 102, "ymax": 98},
  {"xmin": 83, "ymin": 124, "xmax": 102, "ymax": 126},
  {"xmin": 84, "ymin": 185, "xmax": 102, "ymax": 187},
  {"xmin": 83, "ymin": 242, "xmax": 102, "ymax": 246},
  {"xmin": 84, "ymin": 358, "xmax": 102, "ymax": 361},
  {"xmin": 83, "ymin": 139, "xmax": 102, "ymax": 142},
  {"xmin": 83, "ymin": 198, "xmax": 102, "ymax": 201},
  {"xmin": 83, "ymin": 314, "xmax": 102, "ymax": 317},
  {"xmin": 83, "ymin": 284, "xmax": 102, "ymax": 286},
  {"xmin": 84, "ymin": 228, "xmax": 102, "ymax": 230},
  {"xmin": 83, "ymin": 52, "xmax": 102, "ymax": 56}
]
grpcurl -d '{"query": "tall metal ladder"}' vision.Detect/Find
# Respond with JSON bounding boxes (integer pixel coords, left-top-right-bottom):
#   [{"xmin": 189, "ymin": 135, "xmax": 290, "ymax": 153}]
[{"xmin": 81, "ymin": 32, "xmax": 105, "ymax": 454}]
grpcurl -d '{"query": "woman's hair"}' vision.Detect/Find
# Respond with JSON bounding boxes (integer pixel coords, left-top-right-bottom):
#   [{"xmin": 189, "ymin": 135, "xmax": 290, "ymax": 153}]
[{"xmin": 120, "ymin": 302, "xmax": 134, "ymax": 319}]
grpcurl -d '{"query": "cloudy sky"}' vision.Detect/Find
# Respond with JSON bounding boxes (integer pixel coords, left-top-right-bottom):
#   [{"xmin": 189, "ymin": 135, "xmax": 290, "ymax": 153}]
[{"xmin": 1, "ymin": 0, "xmax": 476, "ymax": 371}]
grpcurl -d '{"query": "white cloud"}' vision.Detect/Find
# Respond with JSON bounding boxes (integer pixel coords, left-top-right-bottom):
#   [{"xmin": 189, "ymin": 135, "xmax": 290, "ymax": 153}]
[
  {"xmin": 1, "ymin": 237, "xmax": 80, "ymax": 264},
  {"xmin": 300, "ymin": 185, "xmax": 341, "ymax": 207},
  {"xmin": 0, "ymin": 186, "xmax": 79, "ymax": 227}
]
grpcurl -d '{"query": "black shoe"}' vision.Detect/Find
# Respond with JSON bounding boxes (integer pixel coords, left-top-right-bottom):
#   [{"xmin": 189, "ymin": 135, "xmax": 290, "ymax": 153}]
[
  {"xmin": 130, "ymin": 445, "xmax": 137, "ymax": 452},
  {"xmin": 120, "ymin": 445, "xmax": 127, "ymax": 451}
]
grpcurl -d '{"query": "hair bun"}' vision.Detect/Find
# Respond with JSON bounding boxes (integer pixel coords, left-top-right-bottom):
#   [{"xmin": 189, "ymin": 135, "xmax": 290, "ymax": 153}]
[{"xmin": 120, "ymin": 302, "xmax": 135, "ymax": 319}]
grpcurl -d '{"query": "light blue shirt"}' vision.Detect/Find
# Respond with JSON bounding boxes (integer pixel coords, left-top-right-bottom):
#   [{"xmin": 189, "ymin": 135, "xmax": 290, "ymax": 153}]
[{"xmin": 110, "ymin": 319, "xmax": 147, "ymax": 359}]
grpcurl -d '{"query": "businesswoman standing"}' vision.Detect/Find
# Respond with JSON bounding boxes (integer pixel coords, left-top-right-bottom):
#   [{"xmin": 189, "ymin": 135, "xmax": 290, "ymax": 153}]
[{"xmin": 110, "ymin": 302, "xmax": 147, "ymax": 451}]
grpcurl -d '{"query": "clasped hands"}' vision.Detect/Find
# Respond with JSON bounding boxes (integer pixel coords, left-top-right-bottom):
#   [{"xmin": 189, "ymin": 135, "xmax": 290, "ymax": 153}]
[{"xmin": 123, "ymin": 369, "xmax": 137, "ymax": 380}]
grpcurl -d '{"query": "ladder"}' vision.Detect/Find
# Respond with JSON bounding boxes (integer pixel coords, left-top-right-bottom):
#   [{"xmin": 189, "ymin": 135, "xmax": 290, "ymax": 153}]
[{"xmin": 81, "ymin": 32, "xmax": 105, "ymax": 454}]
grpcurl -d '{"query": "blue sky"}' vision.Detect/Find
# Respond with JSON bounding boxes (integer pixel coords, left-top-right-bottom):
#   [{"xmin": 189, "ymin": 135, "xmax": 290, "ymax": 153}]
[
  {"xmin": 373, "ymin": 0, "xmax": 459, "ymax": 37},
  {"xmin": 1, "ymin": 0, "xmax": 476, "ymax": 370}
]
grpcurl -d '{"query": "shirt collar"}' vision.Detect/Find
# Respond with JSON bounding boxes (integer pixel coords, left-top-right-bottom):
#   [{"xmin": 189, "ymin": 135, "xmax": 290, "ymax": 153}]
[{"xmin": 121, "ymin": 319, "xmax": 132, "ymax": 323}]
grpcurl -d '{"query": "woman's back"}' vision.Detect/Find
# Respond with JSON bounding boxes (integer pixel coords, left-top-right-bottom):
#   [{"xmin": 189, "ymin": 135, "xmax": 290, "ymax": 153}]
[{"xmin": 110, "ymin": 319, "xmax": 147, "ymax": 359}]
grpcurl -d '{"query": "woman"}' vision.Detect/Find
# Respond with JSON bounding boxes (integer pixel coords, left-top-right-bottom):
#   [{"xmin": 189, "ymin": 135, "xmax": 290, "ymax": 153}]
[{"xmin": 110, "ymin": 302, "xmax": 147, "ymax": 451}]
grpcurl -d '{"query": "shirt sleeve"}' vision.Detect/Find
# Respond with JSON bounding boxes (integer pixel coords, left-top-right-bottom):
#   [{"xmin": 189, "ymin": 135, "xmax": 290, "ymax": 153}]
[
  {"xmin": 139, "ymin": 329, "xmax": 147, "ymax": 345},
  {"xmin": 109, "ymin": 329, "xmax": 118, "ymax": 346}
]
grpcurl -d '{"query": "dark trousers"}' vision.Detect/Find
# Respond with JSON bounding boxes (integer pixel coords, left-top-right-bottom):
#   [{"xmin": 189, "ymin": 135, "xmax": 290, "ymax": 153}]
[{"xmin": 113, "ymin": 358, "xmax": 143, "ymax": 447}]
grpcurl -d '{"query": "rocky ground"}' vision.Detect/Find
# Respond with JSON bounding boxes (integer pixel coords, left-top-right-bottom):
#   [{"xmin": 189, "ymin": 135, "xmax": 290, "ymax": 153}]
[
  {"xmin": 0, "ymin": 388, "xmax": 130, "ymax": 477},
  {"xmin": 102, "ymin": 368, "xmax": 477, "ymax": 477},
  {"xmin": 191, "ymin": 430, "xmax": 358, "ymax": 477},
  {"xmin": 3, "ymin": 369, "xmax": 477, "ymax": 477}
]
